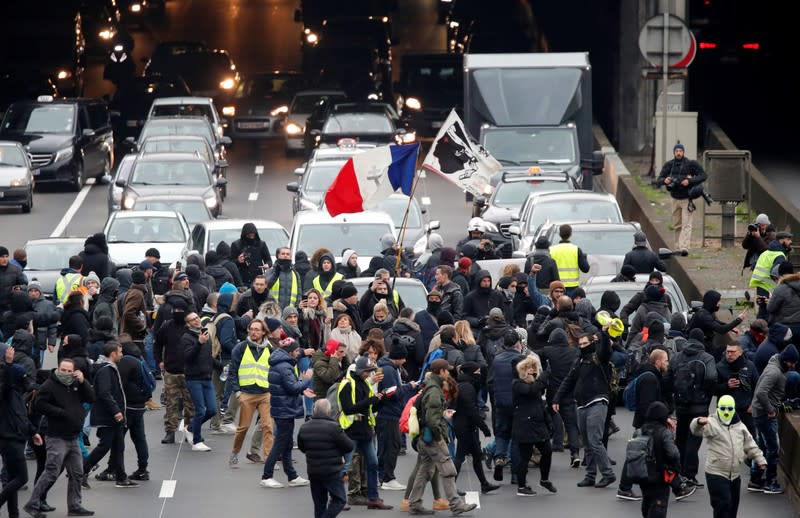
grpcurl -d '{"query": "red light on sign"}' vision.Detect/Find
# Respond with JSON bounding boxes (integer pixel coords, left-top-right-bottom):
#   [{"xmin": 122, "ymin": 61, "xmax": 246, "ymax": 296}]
[
  {"xmin": 699, "ymin": 41, "xmax": 717, "ymax": 49},
  {"xmin": 741, "ymin": 42, "xmax": 760, "ymax": 50}
]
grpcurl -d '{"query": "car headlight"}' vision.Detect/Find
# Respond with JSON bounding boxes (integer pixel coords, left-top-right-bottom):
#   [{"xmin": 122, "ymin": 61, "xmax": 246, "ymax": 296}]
[
  {"xmin": 10, "ymin": 178, "xmax": 30, "ymax": 187},
  {"xmin": 219, "ymin": 78, "xmax": 236, "ymax": 90},
  {"xmin": 122, "ymin": 195, "xmax": 136, "ymax": 209},
  {"xmin": 54, "ymin": 147, "xmax": 74, "ymax": 163},
  {"xmin": 99, "ymin": 29, "xmax": 115, "ymax": 40},
  {"xmin": 130, "ymin": 2, "xmax": 142, "ymax": 12},
  {"xmin": 56, "ymin": 70, "xmax": 72, "ymax": 80},
  {"xmin": 270, "ymin": 105, "xmax": 288, "ymax": 117},
  {"xmin": 222, "ymin": 106, "xmax": 236, "ymax": 117},
  {"xmin": 285, "ymin": 122, "xmax": 302, "ymax": 135},
  {"xmin": 405, "ymin": 97, "xmax": 422, "ymax": 111},
  {"xmin": 305, "ymin": 32, "xmax": 319, "ymax": 45},
  {"xmin": 204, "ymin": 196, "xmax": 217, "ymax": 209}
]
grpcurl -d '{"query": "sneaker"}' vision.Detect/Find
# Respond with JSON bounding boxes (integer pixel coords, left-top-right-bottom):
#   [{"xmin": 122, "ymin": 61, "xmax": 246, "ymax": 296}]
[
  {"xmin": 229, "ymin": 454, "xmax": 240, "ymax": 469},
  {"xmin": 221, "ymin": 423, "xmax": 238, "ymax": 433},
  {"xmin": 246, "ymin": 452, "xmax": 263, "ymax": 463},
  {"xmin": 288, "ymin": 476, "xmax": 310, "ymax": 487},
  {"xmin": 452, "ymin": 502, "xmax": 478, "ymax": 515},
  {"xmin": 747, "ymin": 480, "xmax": 765, "ymax": 493},
  {"xmin": 674, "ymin": 483, "xmax": 697, "ymax": 501},
  {"xmin": 516, "ymin": 486, "xmax": 537, "ymax": 497},
  {"xmin": 398, "ymin": 447, "xmax": 407, "ymax": 456},
  {"xmin": 68, "ymin": 507, "xmax": 95, "ymax": 516},
  {"xmin": 570, "ymin": 456, "xmax": 581, "ymax": 468},
  {"xmin": 685, "ymin": 477, "xmax": 704, "ymax": 488},
  {"xmin": 80, "ymin": 475, "xmax": 91, "ymax": 490},
  {"xmin": 409, "ymin": 507, "xmax": 435, "ymax": 515},
  {"xmin": 616, "ymin": 488, "xmax": 642, "ymax": 501},
  {"xmin": 39, "ymin": 502, "xmax": 57, "ymax": 513},
  {"xmin": 540, "ymin": 480, "xmax": 557, "ymax": 493},
  {"xmin": 481, "ymin": 482, "xmax": 500, "ymax": 494},
  {"xmin": 183, "ymin": 429, "xmax": 194, "ymax": 444},
  {"xmin": 595, "ymin": 476, "xmax": 616, "ymax": 488},
  {"xmin": 23, "ymin": 503, "xmax": 46, "ymax": 518},
  {"xmin": 482, "ymin": 447, "xmax": 493, "ymax": 470},
  {"xmin": 380, "ymin": 479, "xmax": 406, "ymax": 490},
  {"xmin": 115, "ymin": 479, "xmax": 139, "ymax": 488},
  {"xmin": 763, "ymin": 481, "xmax": 784, "ymax": 495},
  {"xmin": 259, "ymin": 478, "xmax": 284, "ymax": 489},
  {"xmin": 191, "ymin": 442, "xmax": 212, "ymax": 452},
  {"xmin": 130, "ymin": 469, "xmax": 150, "ymax": 481},
  {"xmin": 577, "ymin": 478, "xmax": 595, "ymax": 487},
  {"xmin": 94, "ymin": 470, "xmax": 114, "ymax": 481}
]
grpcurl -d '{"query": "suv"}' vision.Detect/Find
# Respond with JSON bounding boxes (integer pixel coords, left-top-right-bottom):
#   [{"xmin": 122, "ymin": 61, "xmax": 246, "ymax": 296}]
[
  {"xmin": 0, "ymin": 96, "xmax": 114, "ymax": 190},
  {"xmin": 397, "ymin": 53, "xmax": 463, "ymax": 136},
  {"xmin": 147, "ymin": 97, "xmax": 224, "ymax": 139}
]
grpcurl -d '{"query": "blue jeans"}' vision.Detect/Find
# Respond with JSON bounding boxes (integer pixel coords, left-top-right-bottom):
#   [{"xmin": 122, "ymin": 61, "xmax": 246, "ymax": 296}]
[
  {"xmin": 263, "ymin": 418, "xmax": 298, "ymax": 481},
  {"xmin": 493, "ymin": 406, "xmax": 514, "ymax": 460},
  {"xmin": 299, "ymin": 356, "xmax": 314, "ymax": 417},
  {"xmin": 186, "ymin": 379, "xmax": 217, "ymax": 444},
  {"xmin": 342, "ymin": 436, "xmax": 380, "ymax": 500},
  {"xmin": 577, "ymin": 401, "xmax": 614, "ymax": 479},
  {"xmin": 310, "ymin": 475, "xmax": 347, "ymax": 518},
  {"xmin": 751, "ymin": 414, "xmax": 779, "ymax": 482},
  {"xmin": 143, "ymin": 331, "xmax": 157, "ymax": 373}
]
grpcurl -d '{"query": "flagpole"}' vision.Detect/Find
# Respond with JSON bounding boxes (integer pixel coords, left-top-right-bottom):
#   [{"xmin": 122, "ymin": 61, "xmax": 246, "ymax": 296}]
[{"xmin": 393, "ymin": 145, "xmax": 422, "ymax": 288}]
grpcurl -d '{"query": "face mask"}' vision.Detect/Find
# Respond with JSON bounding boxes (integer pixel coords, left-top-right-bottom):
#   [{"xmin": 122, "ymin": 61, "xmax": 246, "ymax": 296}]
[
  {"xmin": 503, "ymin": 288, "xmax": 515, "ymax": 298},
  {"xmin": 55, "ymin": 371, "xmax": 74, "ymax": 386},
  {"xmin": 19, "ymin": 260, "xmax": 27, "ymax": 268},
  {"xmin": 717, "ymin": 395, "xmax": 736, "ymax": 425},
  {"xmin": 276, "ymin": 258, "xmax": 292, "ymax": 269},
  {"xmin": 375, "ymin": 292, "xmax": 388, "ymax": 300},
  {"xmin": 427, "ymin": 300, "xmax": 441, "ymax": 314}
]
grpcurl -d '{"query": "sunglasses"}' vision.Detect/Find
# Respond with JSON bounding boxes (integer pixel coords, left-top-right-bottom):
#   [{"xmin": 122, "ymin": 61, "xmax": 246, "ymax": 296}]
[{"xmin": 718, "ymin": 406, "xmax": 735, "ymax": 412}]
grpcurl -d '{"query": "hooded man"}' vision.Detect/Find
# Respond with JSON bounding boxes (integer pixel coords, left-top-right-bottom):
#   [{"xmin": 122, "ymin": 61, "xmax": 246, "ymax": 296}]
[
  {"xmin": 688, "ymin": 289, "xmax": 747, "ymax": 361},
  {"xmin": 691, "ymin": 395, "xmax": 766, "ymax": 517},
  {"xmin": 337, "ymin": 249, "xmax": 361, "ymax": 280},
  {"xmin": 92, "ymin": 278, "xmax": 120, "ymax": 331},
  {"xmin": 79, "ymin": 233, "xmax": 114, "ymax": 281},
  {"xmin": 214, "ymin": 242, "xmax": 244, "ymax": 287},
  {"xmin": 612, "ymin": 264, "xmax": 638, "ymax": 283},
  {"xmin": 305, "ymin": 252, "xmax": 344, "ymax": 301},
  {"xmin": 27, "ymin": 280, "xmax": 59, "ymax": 367},
  {"xmin": 231, "ymin": 223, "xmax": 273, "ymax": 286},
  {"xmin": 539, "ymin": 328, "xmax": 581, "ymax": 464},
  {"xmin": 628, "ymin": 285, "xmax": 671, "ymax": 339},
  {"xmin": 462, "ymin": 270, "xmax": 504, "ymax": 334},
  {"xmin": 1, "ymin": 291, "xmax": 35, "ymax": 348},
  {"xmin": 635, "ymin": 402, "xmax": 683, "ymax": 517},
  {"xmin": 753, "ymin": 322, "xmax": 790, "ymax": 373},
  {"xmin": 620, "ymin": 271, "xmax": 671, "ymax": 322},
  {"xmin": 524, "ymin": 237, "xmax": 560, "ymax": 290},
  {"xmin": 185, "ymin": 264, "xmax": 210, "ymax": 310},
  {"xmin": 205, "ymin": 250, "xmax": 234, "ymax": 290},
  {"xmin": 749, "ymin": 344, "xmax": 798, "ymax": 494}
]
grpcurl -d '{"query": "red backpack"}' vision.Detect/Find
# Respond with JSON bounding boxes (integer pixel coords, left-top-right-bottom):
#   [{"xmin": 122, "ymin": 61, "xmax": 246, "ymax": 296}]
[{"xmin": 399, "ymin": 393, "xmax": 420, "ymax": 434}]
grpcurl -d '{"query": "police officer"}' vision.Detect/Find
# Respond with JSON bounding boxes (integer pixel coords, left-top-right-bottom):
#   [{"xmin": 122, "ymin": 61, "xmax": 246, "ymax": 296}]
[{"xmin": 549, "ymin": 224, "xmax": 589, "ymax": 297}]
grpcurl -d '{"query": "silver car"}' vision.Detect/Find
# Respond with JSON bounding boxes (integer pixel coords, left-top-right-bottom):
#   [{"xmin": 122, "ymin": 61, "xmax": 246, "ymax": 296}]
[
  {"xmin": 0, "ymin": 141, "xmax": 34, "ymax": 212},
  {"xmin": 24, "ymin": 237, "xmax": 87, "ymax": 296},
  {"xmin": 582, "ymin": 273, "xmax": 690, "ymax": 322},
  {"xmin": 103, "ymin": 209, "xmax": 191, "ymax": 267},
  {"xmin": 107, "ymin": 153, "xmax": 137, "ymax": 215}
]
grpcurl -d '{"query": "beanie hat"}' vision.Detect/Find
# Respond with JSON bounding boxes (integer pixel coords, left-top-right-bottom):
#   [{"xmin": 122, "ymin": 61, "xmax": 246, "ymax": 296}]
[
  {"xmin": 95, "ymin": 315, "xmax": 114, "ymax": 332},
  {"xmin": 460, "ymin": 243, "xmax": 477, "ymax": 259},
  {"xmin": 780, "ymin": 343, "xmax": 799, "ymax": 364},
  {"xmin": 439, "ymin": 247, "xmax": 457, "ymax": 265},
  {"xmin": 265, "ymin": 317, "xmax": 282, "ymax": 333},
  {"xmin": 0, "ymin": 246, "xmax": 9, "ymax": 257},
  {"xmin": 82, "ymin": 271, "xmax": 101, "ymax": 287},
  {"xmin": 644, "ymin": 284, "xmax": 664, "ymax": 301},
  {"xmin": 645, "ymin": 401, "xmax": 670, "ymax": 423},
  {"xmin": 389, "ymin": 342, "xmax": 408, "ymax": 360},
  {"xmin": 549, "ymin": 280, "xmax": 565, "ymax": 292},
  {"xmin": 689, "ymin": 328, "xmax": 706, "ymax": 342},
  {"xmin": 669, "ymin": 312, "xmax": 687, "ymax": 331},
  {"xmin": 341, "ymin": 249, "xmax": 357, "ymax": 266},
  {"xmin": 673, "ymin": 143, "xmax": 685, "ymax": 151},
  {"xmin": 458, "ymin": 257, "xmax": 472, "ymax": 271},
  {"xmin": 620, "ymin": 264, "xmax": 636, "ymax": 279},
  {"xmin": 340, "ymin": 283, "xmax": 358, "ymax": 299},
  {"xmin": 514, "ymin": 272, "xmax": 528, "ymax": 285},
  {"xmin": 600, "ymin": 290, "xmax": 621, "ymax": 312},
  {"xmin": 648, "ymin": 319, "xmax": 665, "ymax": 338},
  {"xmin": 27, "ymin": 279, "xmax": 43, "ymax": 293},
  {"xmin": 489, "ymin": 307, "xmax": 505, "ymax": 321},
  {"xmin": 185, "ymin": 264, "xmax": 201, "ymax": 281},
  {"xmin": 649, "ymin": 271, "xmax": 663, "ymax": 283},
  {"xmin": 131, "ymin": 270, "xmax": 146, "ymax": 284},
  {"xmin": 282, "ymin": 306, "xmax": 298, "ymax": 319},
  {"xmin": 219, "ymin": 282, "xmax": 237, "ymax": 295},
  {"xmin": 755, "ymin": 213, "xmax": 771, "ymax": 225}
]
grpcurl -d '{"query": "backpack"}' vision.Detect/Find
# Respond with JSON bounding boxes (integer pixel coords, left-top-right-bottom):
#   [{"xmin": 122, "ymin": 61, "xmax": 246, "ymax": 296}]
[
  {"xmin": 417, "ymin": 348, "xmax": 444, "ymax": 383},
  {"xmin": 662, "ymin": 335, "xmax": 686, "ymax": 357},
  {"xmin": 124, "ymin": 354, "xmax": 156, "ymax": 399},
  {"xmin": 206, "ymin": 313, "xmax": 232, "ymax": 361},
  {"xmin": 673, "ymin": 358, "xmax": 708, "ymax": 407},
  {"xmin": 622, "ymin": 371, "xmax": 656, "ymax": 412},
  {"xmin": 400, "ymin": 392, "xmax": 421, "ymax": 435},
  {"xmin": 624, "ymin": 429, "xmax": 657, "ymax": 484},
  {"xmin": 327, "ymin": 378, "xmax": 346, "ymax": 421}
]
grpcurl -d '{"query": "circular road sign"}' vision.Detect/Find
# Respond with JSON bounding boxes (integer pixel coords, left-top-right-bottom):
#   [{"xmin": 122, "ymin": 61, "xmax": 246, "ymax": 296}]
[{"xmin": 638, "ymin": 13, "xmax": 696, "ymax": 68}]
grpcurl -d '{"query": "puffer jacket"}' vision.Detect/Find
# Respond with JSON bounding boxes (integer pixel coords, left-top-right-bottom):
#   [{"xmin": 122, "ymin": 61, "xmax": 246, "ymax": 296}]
[
  {"xmin": 690, "ymin": 414, "xmax": 765, "ymax": 480},
  {"xmin": 268, "ymin": 347, "xmax": 311, "ymax": 419},
  {"xmin": 767, "ymin": 272, "xmax": 800, "ymax": 325},
  {"xmin": 30, "ymin": 295, "xmax": 59, "ymax": 350},
  {"xmin": 297, "ymin": 415, "xmax": 354, "ymax": 479},
  {"xmin": 488, "ymin": 346, "xmax": 523, "ymax": 409}
]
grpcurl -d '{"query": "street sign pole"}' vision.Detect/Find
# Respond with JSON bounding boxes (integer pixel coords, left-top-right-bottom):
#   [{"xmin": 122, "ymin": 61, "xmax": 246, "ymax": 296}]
[{"xmin": 661, "ymin": 10, "xmax": 670, "ymax": 171}]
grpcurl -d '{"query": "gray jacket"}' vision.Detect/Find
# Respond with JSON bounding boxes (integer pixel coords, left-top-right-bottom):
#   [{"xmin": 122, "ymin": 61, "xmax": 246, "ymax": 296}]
[
  {"xmin": 752, "ymin": 354, "xmax": 787, "ymax": 418},
  {"xmin": 690, "ymin": 414, "xmax": 765, "ymax": 480},
  {"xmin": 767, "ymin": 273, "xmax": 800, "ymax": 325}
]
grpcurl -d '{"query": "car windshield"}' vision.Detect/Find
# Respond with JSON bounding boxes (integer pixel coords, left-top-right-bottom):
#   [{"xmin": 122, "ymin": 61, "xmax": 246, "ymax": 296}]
[
  {"xmin": 570, "ymin": 229, "xmax": 636, "ymax": 256},
  {"xmin": 297, "ymin": 223, "xmax": 391, "ymax": 256},
  {"xmin": 141, "ymin": 140, "xmax": 212, "ymax": 163},
  {"xmin": 1, "ymin": 104, "xmax": 75, "ymax": 134},
  {"xmin": 290, "ymin": 94, "xmax": 347, "ymax": 114},
  {"xmin": 303, "ymin": 165, "xmax": 342, "ymax": 191},
  {"xmin": 139, "ymin": 122, "xmax": 215, "ymax": 146},
  {"xmin": 483, "ymin": 128, "xmax": 577, "ymax": 164},
  {"xmin": 527, "ymin": 200, "xmax": 621, "ymax": 232},
  {"xmin": 208, "ymin": 227, "xmax": 288, "ymax": 255},
  {"xmin": 374, "ymin": 197, "xmax": 422, "ymax": 228},
  {"xmin": 24, "ymin": 241, "xmax": 84, "ymax": 271},
  {"xmin": 130, "ymin": 161, "xmax": 209, "ymax": 185},
  {"xmin": 492, "ymin": 179, "xmax": 571, "ymax": 208},
  {"xmin": 322, "ymin": 113, "xmax": 393, "ymax": 134},
  {"xmin": 107, "ymin": 216, "xmax": 186, "ymax": 243},
  {"xmin": 235, "ymin": 75, "xmax": 302, "ymax": 99},
  {"xmin": 404, "ymin": 63, "xmax": 462, "ymax": 95},
  {"xmin": 151, "ymin": 104, "xmax": 215, "ymax": 121},
  {"xmin": 0, "ymin": 144, "xmax": 27, "ymax": 166},
  {"xmin": 133, "ymin": 201, "xmax": 211, "ymax": 225}
]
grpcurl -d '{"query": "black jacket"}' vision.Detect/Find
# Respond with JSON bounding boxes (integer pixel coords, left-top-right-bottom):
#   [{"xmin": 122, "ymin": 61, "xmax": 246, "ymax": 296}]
[
  {"xmin": 154, "ymin": 320, "xmax": 189, "ymax": 374},
  {"xmin": 0, "ymin": 262, "xmax": 28, "ymax": 313},
  {"xmin": 183, "ymin": 328, "xmax": 213, "ymax": 381},
  {"xmin": 90, "ymin": 358, "xmax": 126, "ymax": 427},
  {"xmin": 632, "ymin": 364, "xmax": 664, "ymax": 429},
  {"xmin": 35, "ymin": 370, "xmax": 95, "ymax": 439},
  {"xmin": 230, "ymin": 223, "xmax": 272, "ymax": 285},
  {"xmin": 454, "ymin": 371, "xmax": 490, "ymax": 437},
  {"xmin": 688, "ymin": 290, "xmax": 742, "ymax": 361},
  {"xmin": 523, "ymin": 252, "xmax": 560, "ymax": 290},
  {"xmin": 0, "ymin": 362, "xmax": 36, "ymax": 441},
  {"xmin": 512, "ymin": 374, "xmax": 551, "ymax": 444},
  {"xmin": 462, "ymin": 270, "xmax": 504, "ymax": 331},
  {"xmin": 119, "ymin": 342, "xmax": 149, "ymax": 407},
  {"xmin": 656, "ymin": 156, "xmax": 707, "ymax": 200},
  {"xmin": 714, "ymin": 355, "xmax": 759, "ymax": 413},
  {"xmin": 60, "ymin": 305, "xmax": 91, "ymax": 342},
  {"xmin": 665, "ymin": 338, "xmax": 718, "ymax": 414},
  {"xmin": 538, "ymin": 328, "xmax": 579, "ymax": 404},
  {"xmin": 339, "ymin": 371, "xmax": 381, "ymax": 441},
  {"xmin": 79, "ymin": 233, "xmax": 114, "ymax": 280},
  {"xmin": 640, "ymin": 404, "xmax": 681, "ymax": 484},
  {"xmin": 554, "ymin": 335, "xmax": 612, "ymax": 407},
  {"xmin": 297, "ymin": 415, "xmax": 354, "ymax": 479},
  {"xmin": 386, "ymin": 318, "xmax": 425, "ymax": 382},
  {"xmin": 623, "ymin": 246, "xmax": 667, "ymax": 274}
]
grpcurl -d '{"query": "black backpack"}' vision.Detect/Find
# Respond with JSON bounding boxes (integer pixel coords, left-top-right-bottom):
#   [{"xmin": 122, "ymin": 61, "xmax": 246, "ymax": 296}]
[
  {"xmin": 673, "ymin": 358, "xmax": 708, "ymax": 407},
  {"xmin": 624, "ymin": 429, "xmax": 657, "ymax": 484}
]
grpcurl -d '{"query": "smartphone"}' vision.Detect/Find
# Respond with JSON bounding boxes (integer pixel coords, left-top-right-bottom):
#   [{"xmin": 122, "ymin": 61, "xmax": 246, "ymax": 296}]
[{"xmin": 201, "ymin": 327, "xmax": 208, "ymax": 334}]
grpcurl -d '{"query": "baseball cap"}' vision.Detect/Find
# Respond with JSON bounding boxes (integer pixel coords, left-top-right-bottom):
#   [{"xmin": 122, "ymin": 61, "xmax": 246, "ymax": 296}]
[
  {"xmin": 174, "ymin": 272, "xmax": 188, "ymax": 281},
  {"xmin": 355, "ymin": 354, "xmax": 377, "ymax": 374}
]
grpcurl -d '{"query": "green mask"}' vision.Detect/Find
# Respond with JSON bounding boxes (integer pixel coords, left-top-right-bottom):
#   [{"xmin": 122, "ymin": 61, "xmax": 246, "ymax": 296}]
[{"xmin": 717, "ymin": 395, "xmax": 736, "ymax": 425}]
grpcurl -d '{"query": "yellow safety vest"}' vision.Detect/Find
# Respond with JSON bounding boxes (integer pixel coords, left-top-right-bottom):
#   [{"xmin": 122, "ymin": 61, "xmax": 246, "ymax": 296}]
[
  {"xmin": 337, "ymin": 375, "xmax": 376, "ymax": 429},
  {"xmin": 391, "ymin": 289, "xmax": 400, "ymax": 309},
  {"xmin": 269, "ymin": 271, "xmax": 300, "ymax": 307},
  {"xmin": 313, "ymin": 272, "xmax": 344, "ymax": 300},
  {"xmin": 550, "ymin": 242, "xmax": 581, "ymax": 287},
  {"xmin": 238, "ymin": 344, "xmax": 271, "ymax": 388},
  {"xmin": 749, "ymin": 250, "xmax": 785, "ymax": 292},
  {"xmin": 55, "ymin": 273, "xmax": 83, "ymax": 304}
]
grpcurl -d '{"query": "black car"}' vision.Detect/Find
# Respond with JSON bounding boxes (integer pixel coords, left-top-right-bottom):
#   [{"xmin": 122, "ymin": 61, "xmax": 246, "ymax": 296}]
[
  {"xmin": 79, "ymin": 0, "xmax": 122, "ymax": 55},
  {"xmin": 305, "ymin": 102, "xmax": 412, "ymax": 155},
  {"xmin": 109, "ymin": 74, "xmax": 191, "ymax": 151},
  {"xmin": 0, "ymin": 68, "xmax": 59, "ymax": 117},
  {"xmin": 0, "ymin": 97, "xmax": 114, "ymax": 190},
  {"xmin": 397, "ymin": 53, "xmax": 463, "ymax": 137},
  {"xmin": 1, "ymin": 2, "xmax": 86, "ymax": 96},
  {"xmin": 226, "ymin": 71, "xmax": 307, "ymax": 139}
]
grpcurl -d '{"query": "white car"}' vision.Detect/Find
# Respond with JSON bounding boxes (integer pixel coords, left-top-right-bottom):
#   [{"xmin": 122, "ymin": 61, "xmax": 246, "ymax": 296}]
[
  {"xmin": 187, "ymin": 218, "xmax": 289, "ymax": 258},
  {"xmin": 289, "ymin": 210, "xmax": 395, "ymax": 270},
  {"xmin": 582, "ymin": 273, "xmax": 690, "ymax": 322},
  {"xmin": 148, "ymin": 97, "xmax": 225, "ymax": 138},
  {"xmin": 0, "ymin": 140, "xmax": 34, "ymax": 213},
  {"xmin": 103, "ymin": 209, "xmax": 191, "ymax": 267}
]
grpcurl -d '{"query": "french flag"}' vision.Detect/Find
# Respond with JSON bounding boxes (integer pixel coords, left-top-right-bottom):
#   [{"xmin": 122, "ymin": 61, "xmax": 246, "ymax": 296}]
[{"xmin": 324, "ymin": 143, "xmax": 419, "ymax": 217}]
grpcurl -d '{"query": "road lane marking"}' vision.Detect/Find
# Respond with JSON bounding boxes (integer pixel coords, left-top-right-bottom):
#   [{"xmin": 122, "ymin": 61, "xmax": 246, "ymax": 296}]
[
  {"xmin": 50, "ymin": 178, "xmax": 95, "ymax": 237},
  {"xmin": 159, "ymin": 480, "xmax": 177, "ymax": 498},
  {"xmin": 254, "ymin": 165, "xmax": 264, "ymax": 175},
  {"xmin": 465, "ymin": 491, "xmax": 480, "ymax": 509},
  {"xmin": 248, "ymin": 192, "xmax": 259, "ymax": 201}
]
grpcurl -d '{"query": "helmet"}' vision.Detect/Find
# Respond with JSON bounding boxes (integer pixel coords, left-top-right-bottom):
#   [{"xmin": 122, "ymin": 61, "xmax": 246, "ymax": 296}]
[{"xmin": 467, "ymin": 217, "xmax": 485, "ymax": 233}]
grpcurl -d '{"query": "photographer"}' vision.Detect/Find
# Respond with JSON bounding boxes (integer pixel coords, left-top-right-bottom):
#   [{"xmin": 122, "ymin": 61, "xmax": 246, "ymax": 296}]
[
  {"xmin": 742, "ymin": 214, "xmax": 774, "ymax": 273},
  {"xmin": 475, "ymin": 238, "xmax": 499, "ymax": 261},
  {"xmin": 750, "ymin": 231, "xmax": 792, "ymax": 320},
  {"xmin": 655, "ymin": 142, "xmax": 708, "ymax": 254}
]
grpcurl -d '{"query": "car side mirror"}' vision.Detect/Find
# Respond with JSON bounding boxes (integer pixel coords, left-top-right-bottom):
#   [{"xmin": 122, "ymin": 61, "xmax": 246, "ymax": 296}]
[
  {"xmin": 293, "ymin": 167, "xmax": 305, "ymax": 176},
  {"xmin": 220, "ymin": 136, "xmax": 232, "ymax": 146},
  {"xmin": 115, "ymin": 178, "xmax": 127, "ymax": 187},
  {"xmin": 581, "ymin": 150, "xmax": 605, "ymax": 176},
  {"xmin": 658, "ymin": 247, "xmax": 674, "ymax": 259},
  {"xmin": 507, "ymin": 225, "xmax": 521, "ymax": 236},
  {"xmin": 426, "ymin": 220, "xmax": 441, "ymax": 232},
  {"xmin": 286, "ymin": 182, "xmax": 300, "ymax": 193},
  {"xmin": 82, "ymin": 128, "xmax": 95, "ymax": 137}
]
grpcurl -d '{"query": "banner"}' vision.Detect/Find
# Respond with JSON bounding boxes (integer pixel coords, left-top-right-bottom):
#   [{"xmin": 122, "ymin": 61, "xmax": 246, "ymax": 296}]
[{"xmin": 421, "ymin": 109, "xmax": 501, "ymax": 197}]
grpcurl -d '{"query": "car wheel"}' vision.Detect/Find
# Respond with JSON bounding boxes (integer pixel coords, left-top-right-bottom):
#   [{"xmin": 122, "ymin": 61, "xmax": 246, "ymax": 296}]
[
  {"xmin": 21, "ymin": 189, "xmax": 32, "ymax": 213},
  {"xmin": 70, "ymin": 160, "xmax": 84, "ymax": 192}
]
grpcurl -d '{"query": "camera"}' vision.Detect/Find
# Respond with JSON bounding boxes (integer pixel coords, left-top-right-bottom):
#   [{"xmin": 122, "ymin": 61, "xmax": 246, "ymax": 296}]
[
  {"xmin": 481, "ymin": 240, "xmax": 493, "ymax": 252},
  {"xmin": 748, "ymin": 223, "xmax": 758, "ymax": 233},
  {"xmin": 701, "ymin": 189, "xmax": 714, "ymax": 206}
]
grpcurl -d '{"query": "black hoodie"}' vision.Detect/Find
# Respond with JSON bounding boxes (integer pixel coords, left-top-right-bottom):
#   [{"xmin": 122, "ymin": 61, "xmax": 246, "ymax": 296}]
[
  {"xmin": 79, "ymin": 232, "xmax": 114, "ymax": 280},
  {"xmin": 454, "ymin": 370, "xmax": 491, "ymax": 436},
  {"xmin": 294, "ymin": 251, "xmax": 312, "ymax": 287},
  {"xmin": 215, "ymin": 241, "xmax": 244, "ymax": 287},
  {"xmin": 463, "ymin": 269, "xmax": 504, "ymax": 331},
  {"xmin": 1, "ymin": 290, "xmax": 34, "ymax": 341},
  {"xmin": 305, "ymin": 252, "xmax": 338, "ymax": 293},
  {"xmin": 688, "ymin": 289, "xmax": 743, "ymax": 360},
  {"xmin": 35, "ymin": 368, "xmax": 95, "ymax": 439},
  {"xmin": 230, "ymin": 222, "xmax": 272, "ymax": 285},
  {"xmin": 539, "ymin": 328, "xmax": 579, "ymax": 404}
]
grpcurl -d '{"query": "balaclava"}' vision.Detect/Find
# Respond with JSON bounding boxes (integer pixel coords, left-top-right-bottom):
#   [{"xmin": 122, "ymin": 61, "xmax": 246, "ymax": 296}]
[{"xmin": 717, "ymin": 394, "xmax": 736, "ymax": 425}]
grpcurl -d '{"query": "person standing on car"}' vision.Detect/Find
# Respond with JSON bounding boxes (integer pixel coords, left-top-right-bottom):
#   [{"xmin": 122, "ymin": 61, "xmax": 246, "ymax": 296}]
[
  {"xmin": 549, "ymin": 225, "xmax": 589, "ymax": 297},
  {"xmin": 655, "ymin": 142, "xmax": 707, "ymax": 254},
  {"xmin": 623, "ymin": 231, "xmax": 667, "ymax": 274},
  {"xmin": 231, "ymin": 222, "xmax": 273, "ymax": 287}
]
